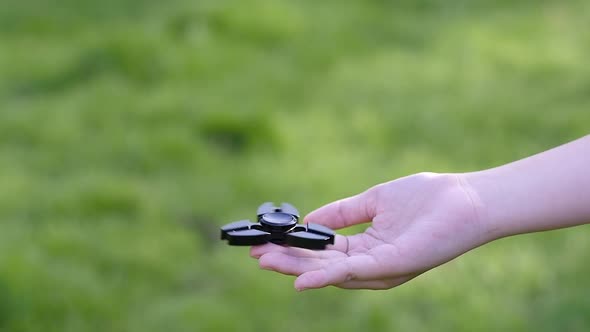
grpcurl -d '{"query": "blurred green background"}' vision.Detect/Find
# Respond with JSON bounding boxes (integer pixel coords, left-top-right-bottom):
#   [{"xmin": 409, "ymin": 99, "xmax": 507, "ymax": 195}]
[{"xmin": 1, "ymin": 0, "xmax": 589, "ymax": 331}]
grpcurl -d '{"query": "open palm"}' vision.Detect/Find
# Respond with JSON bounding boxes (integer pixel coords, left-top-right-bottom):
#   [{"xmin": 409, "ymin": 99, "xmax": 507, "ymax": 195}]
[{"xmin": 250, "ymin": 173, "xmax": 491, "ymax": 290}]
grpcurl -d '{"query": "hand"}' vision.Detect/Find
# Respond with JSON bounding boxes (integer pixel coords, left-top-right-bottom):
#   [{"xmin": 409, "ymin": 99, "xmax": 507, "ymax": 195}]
[{"xmin": 250, "ymin": 172, "xmax": 493, "ymax": 290}]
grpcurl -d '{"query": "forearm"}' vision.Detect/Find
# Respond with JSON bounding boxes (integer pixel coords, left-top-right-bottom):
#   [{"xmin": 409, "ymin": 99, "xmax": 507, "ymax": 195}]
[{"xmin": 464, "ymin": 135, "xmax": 590, "ymax": 239}]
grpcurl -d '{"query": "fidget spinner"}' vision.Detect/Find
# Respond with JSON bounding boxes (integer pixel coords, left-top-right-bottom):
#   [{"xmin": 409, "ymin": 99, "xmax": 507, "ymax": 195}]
[{"xmin": 220, "ymin": 202, "xmax": 335, "ymax": 250}]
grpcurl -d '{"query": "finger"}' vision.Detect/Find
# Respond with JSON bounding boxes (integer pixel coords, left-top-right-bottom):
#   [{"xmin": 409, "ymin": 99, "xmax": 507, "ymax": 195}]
[
  {"xmin": 251, "ymin": 241, "xmax": 343, "ymax": 259},
  {"xmin": 334, "ymin": 275, "xmax": 415, "ymax": 290},
  {"xmin": 250, "ymin": 243, "xmax": 290, "ymax": 258},
  {"xmin": 304, "ymin": 186, "xmax": 379, "ymax": 230},
  {"xmin": 329, "ymin": 233, "xmax": 375, "ymax": 254},
  {"xmin": 251, "ymin": 234, "xmax": 368, "ymax": 259},
  {"xmin": 326, "ymin": 234, "xmax": 351, "ymax": 253},
  {"xmin": 258, "ymin": 252, "xmax": 337, "ymax": 276},
  {"xmin": 294, "ymin": 255, "xmax": 387, "ymax": 291}
]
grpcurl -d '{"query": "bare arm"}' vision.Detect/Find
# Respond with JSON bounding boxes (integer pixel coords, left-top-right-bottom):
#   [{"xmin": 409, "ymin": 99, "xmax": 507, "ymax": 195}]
[{"xmin": 467, "ymin": 134, "xmax": 590, "ymax": 238}]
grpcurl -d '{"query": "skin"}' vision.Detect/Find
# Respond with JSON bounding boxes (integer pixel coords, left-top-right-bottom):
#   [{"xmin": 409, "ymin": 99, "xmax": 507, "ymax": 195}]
[{"xmin": 250, "ymin": 135, "xmax": 590, "ymax": 291}]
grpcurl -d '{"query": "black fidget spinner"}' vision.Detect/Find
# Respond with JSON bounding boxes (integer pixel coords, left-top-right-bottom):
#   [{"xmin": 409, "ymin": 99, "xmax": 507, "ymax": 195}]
[{"xmin": 220, "ymin": 202, "xmax": 335, "ymax": 250}]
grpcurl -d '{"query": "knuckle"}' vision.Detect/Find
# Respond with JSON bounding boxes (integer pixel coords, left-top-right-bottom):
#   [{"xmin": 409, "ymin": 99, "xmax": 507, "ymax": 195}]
[
  {"xmin": 343, "ymin": 260, "xmax": 357, "ymax": 282},
  {"xmin": 336, "ymin": 199, "xmax": 348, "ymax": 225},
  {"xmin": 363, "ymin": 185, "xmax": 380, "ymax": 217},
  {"xmin": 258, "ymin": 254, "xmax": 274, "ymax": 270}
]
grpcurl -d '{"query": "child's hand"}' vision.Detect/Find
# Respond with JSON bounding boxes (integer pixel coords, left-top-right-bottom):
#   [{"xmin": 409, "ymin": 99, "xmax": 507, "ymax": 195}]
[{"xmin": 251, "ymin": 172, "xmax": 490, "ymax": 290}]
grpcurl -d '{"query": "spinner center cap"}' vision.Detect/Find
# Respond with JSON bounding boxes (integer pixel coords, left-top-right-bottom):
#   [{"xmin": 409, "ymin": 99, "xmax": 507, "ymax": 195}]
[{"xmin": 260, "ymin": 212, "xmax": 296, "ymax": 226}]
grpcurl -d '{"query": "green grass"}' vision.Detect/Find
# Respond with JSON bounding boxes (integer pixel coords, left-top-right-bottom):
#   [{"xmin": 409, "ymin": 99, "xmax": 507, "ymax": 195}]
[{"xmin": 1, "ymin": 0, "xmax": 590, "ymax": 331}]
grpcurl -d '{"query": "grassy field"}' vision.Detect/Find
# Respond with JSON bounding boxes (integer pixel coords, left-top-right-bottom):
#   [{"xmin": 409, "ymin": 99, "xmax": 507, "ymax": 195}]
[{"xmin": 1, "ymin": 0, "xmax": 590, "ymax": 331}]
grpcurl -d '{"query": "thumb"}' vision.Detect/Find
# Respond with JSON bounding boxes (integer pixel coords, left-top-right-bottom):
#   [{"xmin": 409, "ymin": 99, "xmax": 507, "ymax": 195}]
[{"xmin": 303, "ymin": 186, "xmax": 378, "ymax": 230}]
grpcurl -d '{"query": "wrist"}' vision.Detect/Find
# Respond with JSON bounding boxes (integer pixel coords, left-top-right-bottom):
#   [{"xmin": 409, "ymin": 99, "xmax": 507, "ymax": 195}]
[{"xmin": 458, "ymin": 170, "xmax": 510, "ymax": 241}]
